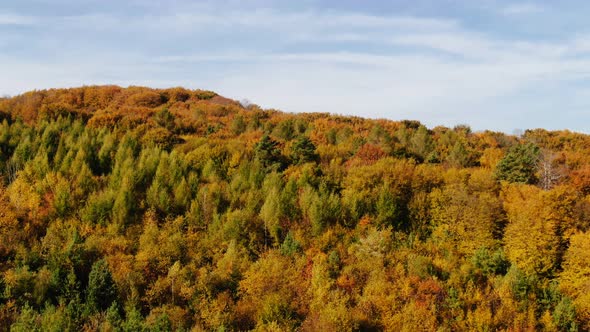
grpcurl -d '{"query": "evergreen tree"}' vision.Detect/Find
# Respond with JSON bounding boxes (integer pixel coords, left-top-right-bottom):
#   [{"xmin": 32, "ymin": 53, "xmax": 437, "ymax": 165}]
[
  {"xmin": 496, "ymin": 143, "xmax": 540, "ymax": 184},
  {"xmin": 86, "ymin": 259, "xmax": 118, "ymax": 313},
  {"xmin": 254, "ymin": 134, "xmax": 282, "ymax": 169},
  {"xmin": 290, "ymin": 136, "xmax": 319, "ymax": 165},
  {"xmin": 280, "ymin": 232, "xmax": 302, "ymax": 256}
]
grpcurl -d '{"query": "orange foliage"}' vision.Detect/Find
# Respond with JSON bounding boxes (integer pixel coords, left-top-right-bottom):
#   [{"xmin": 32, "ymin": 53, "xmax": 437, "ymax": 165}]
[{"xmin": 350, "ymin": 143, "xmax": 387, "ymax": 166}]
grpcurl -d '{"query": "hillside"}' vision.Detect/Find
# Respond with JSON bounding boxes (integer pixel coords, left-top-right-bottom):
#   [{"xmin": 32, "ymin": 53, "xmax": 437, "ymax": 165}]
[{"xmin": 0, "ymin": 86, "xmax": 589, "ymax": 331}]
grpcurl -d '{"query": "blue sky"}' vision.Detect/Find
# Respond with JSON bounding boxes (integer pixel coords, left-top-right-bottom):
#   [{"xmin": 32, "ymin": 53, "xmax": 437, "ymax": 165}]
[{"xmin": 1, "ymin": 0, "xmax": 590, "ymax": 132}]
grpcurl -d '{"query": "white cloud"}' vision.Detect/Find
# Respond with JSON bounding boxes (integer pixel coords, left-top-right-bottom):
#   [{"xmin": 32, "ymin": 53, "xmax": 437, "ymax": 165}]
[
  {"xmin": 150, "ymin": 47, "xmax": 590, "ymax": 131},
  {"xmin": 1, "ymin": 4, "xmax": 589, "ymax": 132},
  {"xmin": 79, "ymin": 10, "xmax": 458, "ymax": 34},
  {"xmin": 501, "ymin": 3, "xmax": 544, "ymax": 16},
  {"xmin": 0, "ymin": 13, "xmax": 37, "ymax": 25}
]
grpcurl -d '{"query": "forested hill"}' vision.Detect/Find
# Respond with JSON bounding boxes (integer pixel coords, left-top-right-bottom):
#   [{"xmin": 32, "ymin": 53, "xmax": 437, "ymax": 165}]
[{"xmin": 1, "ymin": 85, "xmax": 590, "ymax": 331}]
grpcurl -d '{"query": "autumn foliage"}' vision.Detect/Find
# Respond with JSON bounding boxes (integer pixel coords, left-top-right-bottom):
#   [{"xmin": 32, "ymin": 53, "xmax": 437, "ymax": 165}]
[{"xmin": 0, "ymin": 86, "xmax": 589, "ymax": 330}]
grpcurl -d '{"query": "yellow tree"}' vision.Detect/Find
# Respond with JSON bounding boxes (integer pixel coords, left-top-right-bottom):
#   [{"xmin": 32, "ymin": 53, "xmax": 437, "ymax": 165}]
[
  {"xmin": 430, "ymin": 169, "xmax": 502, "ymax": 255},
  {"xmin": 237, "ymin": 252, "xmax": 307, "ymax": 330},
  {"xmin": 559, "ymin": 231, "xmax": 590, "ymax": 328},
  {"xmin": 503, "ymin": 184, "xmax": 576, "ymax": 276}
]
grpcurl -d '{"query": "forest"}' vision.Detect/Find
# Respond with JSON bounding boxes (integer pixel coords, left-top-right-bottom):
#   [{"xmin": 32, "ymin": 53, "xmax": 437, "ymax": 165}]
[{"xmin": 0, "ymin": 85, "xmax": 589, "ymax": 331}]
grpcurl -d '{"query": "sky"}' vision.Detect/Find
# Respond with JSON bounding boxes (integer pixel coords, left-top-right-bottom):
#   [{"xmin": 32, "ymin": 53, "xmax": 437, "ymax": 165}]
[{"xmin": 1, "ymin": 0, "xmax": 590, "ymax": 133}]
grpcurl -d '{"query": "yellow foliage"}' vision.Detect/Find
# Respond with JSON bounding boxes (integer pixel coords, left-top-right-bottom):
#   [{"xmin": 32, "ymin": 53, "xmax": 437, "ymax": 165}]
[
  {"xmin": 430, "ymin": 176, "xmax": 501, "ymax": 255},
  {"xmin": 238, "ymin": 252, "xmax": 307, "ymax": 329},
  {"xmin": 560, "ymin": 231, "xmax": 590, "ymax": 327},
  {"xmin": 8, "ymin": 176, "xmax": 41, "ymax": 217},
  {"xmin": 480, "ymin": 147, "xmax": 504, "ymax": 169},
  {"xmin": 503, "ymin": 184, "xmax": 577, "ymax": 276}
]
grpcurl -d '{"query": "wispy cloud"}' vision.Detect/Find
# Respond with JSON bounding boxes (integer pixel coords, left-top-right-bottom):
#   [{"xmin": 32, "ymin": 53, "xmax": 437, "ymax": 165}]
[
  {"xmin": 501, "ymin": 3, "xmax": 544, "ymax": 16},
  {"xmin": 50, "ymin": 10, "xmax": 458, "ymax": 35},
  {"xmin": 0, "ymin": 13, "xmax": 37, "ymax": 25},
  {"xmin": 0, "ymin": 1, "xmax": 589, "ymax": 132}
]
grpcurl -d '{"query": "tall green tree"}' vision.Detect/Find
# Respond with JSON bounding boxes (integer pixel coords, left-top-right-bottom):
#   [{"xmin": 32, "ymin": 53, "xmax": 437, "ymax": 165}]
[
  {"xmin": 290, "ymin": 136, "xmax": 319, "ymax": 165},
  {"xmin": 87, "ymin": 259, "xmax": 118, "ymax": 313},
  {"xmin": 496, "ymin": 143, "xmax": 540, "ymax": 184},
  {"xmin": 254, "ymin": 134, "xmax": 283, "ymax": 169}
]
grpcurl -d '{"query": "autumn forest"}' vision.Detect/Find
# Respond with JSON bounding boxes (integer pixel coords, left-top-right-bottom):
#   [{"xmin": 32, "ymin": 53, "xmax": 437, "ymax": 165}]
[{"xmin": 0, "ymin": 86, "xmax": 589, "ymax": 331}]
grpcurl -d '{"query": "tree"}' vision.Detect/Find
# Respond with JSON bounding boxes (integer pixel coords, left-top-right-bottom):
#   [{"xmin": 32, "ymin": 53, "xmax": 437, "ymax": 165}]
[
  {"xmin": 274, "ymin": 119, "xmax": 297, "ymax": 141},
  {"xmin": 10, "ymin": 304, "xmax": 40, "ymax": 332},
  {"xmin": 121, "ymin": 305, "xmax": 145, "ymax": 332},
  {"xmin": 290, "ymin": 136, "xmax": 319, "ymax": 165},
  {"xmin": 538, "ymin": 150, "xmax": 565, "ymax": 190},
  {"xmin": 560, "ymin": 231, "xmax": 590, "ymax": 328},
  {"xmin": 496, "ymin": 143, "xmax": 540, "ymax": 184},
  {"xmin": 155, "ymin": 107, "xmax": 175, "ymax": 131},
  {"xmin": 409, "ymin": 125, "xmax": 434, "ymax": 162},
  {"xmin": 87, "ymin": 259, "xmax": 118, "ymax": 313},
  {"xmin": 231, "ymin": 115, "xmax": 246, "ymax": 135},
  {"xmin": 430, "ymin": 174, "xmax": 502, "ymax": 255},
  {"xmin": 238, "ymin": 253, "xmax": 305, "ymax": 330},
  {"xmin": 254, "ymin": 134, "xmax": 283, "ymax": 169},
  {"xmin": 280, "ymin": 232, "xmax": 302, "ymax": 256},
  {"xmin": 375, "ymin": 184, "xmax": 402, "ymax": 228},
  {"xmin": 301, "ymin": 184, "xmax": 341, "ymax": 235},
  {"xmin": 112, "ymin": 177, "xmax": 135, "ymax": 226},
  {"xmin": 259, "ymin": 186, "xmax": 282, "ymax": 247},
  {"xmin": 502, "ymin": 184, "xmax": 575, "ymax": 277},
  {"xmin": 446, "ymin": 140, "xmax": 472, "ymax": 168}
]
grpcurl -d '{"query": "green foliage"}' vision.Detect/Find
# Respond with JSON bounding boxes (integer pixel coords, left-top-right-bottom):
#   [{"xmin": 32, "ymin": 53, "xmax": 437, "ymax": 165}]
[
  {"xmin": 122, "ymin": 306, "xmax": 146, "ymax": 332},
  {"xmin": 471, "ymin": 247, "xmax": 510, "ymax": 276},
  {"xmin": 81, "ymin": 190, "xmax": 115, "ymax": 224},
  {"xmin": 155, "ymin": 108, "xmax": 175, "ymax": 131},
  {"xmin": 112, "ymin": 177, "xmax": 135, "ymax": 226},
  {"xmin": 193, "ymin": 89, "xmax": 217, "ymax": 100},
  {"xmin": 553, "ymin": 297, "xmax": 578, "ymax": 331},
  {"xmin": 105, "ymin": 302, "xmax": 123, "ymax": 329},
  {"xmin": 274, "ymin": 119, "xmax": 296, "ymax": 141},
  {"xmin": 254, "ymin": 134, "xmax": 283, "ymax": 170},
  {"xmin": 87, "ymin": 259, "xmax": 118, "ymax": 313},
  {"xmin": 375, "ymin": 185, "xmax": 402, "ymax": 228},
  {"xmin": 301, "ymin": 184, "xmax": 342, "ymax": 235},
  {"xmin": 290, "ymin": 136, "xmax": 319, "ymax": 165},
  {"xmin": 150, "ymin": 313, "xmax": 172, "ymax": 332},
  {"xmin": 447, "ymin": 140, "xmax": 472, "ymax": 168},
  {"xmin": 280, "ymin": 232, "xmax": 302, "ymax": 256},
  {"xmin": 409, "ymin": 125, "xmax": 434, "ymax": 162},
  {"xmin": 10, "ymin": 304, "xmax": 40, "ymax": 332},
  {"xmin": 496, "ymin": 142, "xmax": 540, "ymax": 184},
  {"xmin": 231, "ymin": 114, "xmax": 246, "ymax": 135}
]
